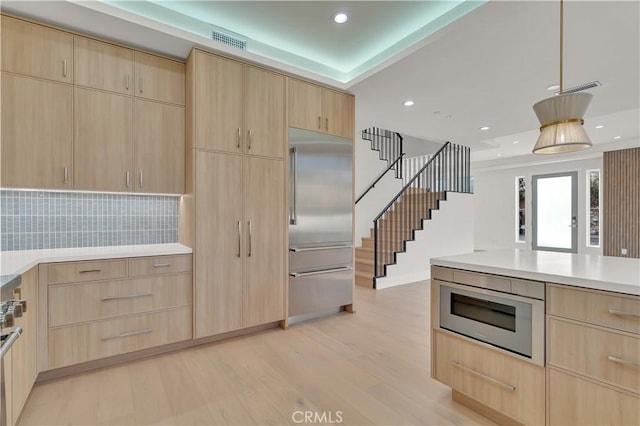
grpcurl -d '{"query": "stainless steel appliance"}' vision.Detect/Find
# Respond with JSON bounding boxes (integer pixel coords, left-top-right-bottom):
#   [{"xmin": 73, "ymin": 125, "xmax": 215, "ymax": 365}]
[
  {"xmin": 1, "ymin": 275, "xmax": 25, "ymax": 426},
  {"xmin": 436, "ymin": 277, "xmax": 544, "ymax": 366},
  {"xmin": 288, "ymin": 128, "xmax": 353, "ymax": 319}
]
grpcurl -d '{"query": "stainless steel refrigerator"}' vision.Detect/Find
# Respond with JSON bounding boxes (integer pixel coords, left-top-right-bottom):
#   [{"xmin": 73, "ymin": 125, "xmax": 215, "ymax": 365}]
[{"xmin": 288, "ymin": 128, "xmax": 353, "ymax": 319}]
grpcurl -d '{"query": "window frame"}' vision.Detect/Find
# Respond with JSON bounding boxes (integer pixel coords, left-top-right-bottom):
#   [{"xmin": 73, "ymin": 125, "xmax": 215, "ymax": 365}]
[
  {"xmin": 515, "ymin": 176, "xmax": 526, "ymax": 243},
  {"xmin": 586, "ymin": 169, "xmax": 601, "ymax": 248}
]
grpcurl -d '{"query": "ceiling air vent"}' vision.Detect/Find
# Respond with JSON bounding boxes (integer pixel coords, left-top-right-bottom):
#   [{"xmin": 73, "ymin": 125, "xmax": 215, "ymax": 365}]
[
  {"xmin": 556, "ymin": 80, "xmax": 602, "ymax": 95},
  {"xmin": 210, "ymin": 26, "xmax": 247, "ymax": 50}
]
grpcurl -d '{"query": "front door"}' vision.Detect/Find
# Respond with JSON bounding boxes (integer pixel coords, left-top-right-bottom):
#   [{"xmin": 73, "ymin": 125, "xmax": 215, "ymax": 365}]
[{"xmin": 532, "ymin": 172, "xmax": 578, "ymax": 253}]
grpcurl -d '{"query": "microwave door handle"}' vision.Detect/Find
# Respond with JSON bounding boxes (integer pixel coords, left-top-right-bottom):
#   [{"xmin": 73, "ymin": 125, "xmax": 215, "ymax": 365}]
[{"xmin": 289, "ymin": 147, "xmax": 297, "ymax": 225}]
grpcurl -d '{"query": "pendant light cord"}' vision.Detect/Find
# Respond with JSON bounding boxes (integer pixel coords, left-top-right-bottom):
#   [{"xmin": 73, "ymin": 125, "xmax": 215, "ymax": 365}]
[{"xmin": 560, "ymin": 0, "xmax": 564, "ymax": 93}]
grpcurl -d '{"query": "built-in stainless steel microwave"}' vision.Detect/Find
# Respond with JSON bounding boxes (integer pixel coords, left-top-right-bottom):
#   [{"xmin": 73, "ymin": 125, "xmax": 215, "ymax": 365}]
[{"xmin": 438, "ymin": 281, "xmax": 544, "ymax": 366}]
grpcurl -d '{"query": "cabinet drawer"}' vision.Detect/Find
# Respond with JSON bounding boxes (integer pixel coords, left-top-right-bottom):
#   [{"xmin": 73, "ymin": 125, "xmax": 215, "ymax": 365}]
[
  {"xmin": 48, "ymin": 259, "xmax": 127, "ymax": 284},
  {"xmin": 434, "ymin": 330, "xmax": 545, "ymax": 425},
  {"xmin": 48, "ymin": 307, "xmax": 191, "ymax": 369},
  {"xmin": 128, "ymin": 255, "xmax": 192, "ymax": 277},
  {"xmin": 431, "ymin": 266, "xmax": 453, "ymax": 282},
  {"xmin": 452, "ymin": 270, "xmax": 511, "ymax": 293},
  {"xmin": 48, "ymin": 274, "xmax": 192, "ymax": 327},
  {"xmin": 548, "ymin": 367, "xmax": 640, "ymax": 426},
  {"xmin": 548, "ymin": 317, "xmax": 640, "ymax": 393},
  {"xmin": 548, "ymin": 285, "xmax": 640, "ymax": 334}
]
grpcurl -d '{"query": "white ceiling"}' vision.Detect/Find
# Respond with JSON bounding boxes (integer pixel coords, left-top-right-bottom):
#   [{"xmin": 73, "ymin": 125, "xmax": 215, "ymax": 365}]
[{"xmin": 2, "ymin": 0, "xmax": 638, "ymax": 165}]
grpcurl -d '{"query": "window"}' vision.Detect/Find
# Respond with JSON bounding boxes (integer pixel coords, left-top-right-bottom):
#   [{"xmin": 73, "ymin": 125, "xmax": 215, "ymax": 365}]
[
  {"xmin": 587, "ymin": 169, "xmax": 601, "ymax": 247},
  {"xmin": 516, "ymin": 176, "xmax": 526, "ymax": 242}
]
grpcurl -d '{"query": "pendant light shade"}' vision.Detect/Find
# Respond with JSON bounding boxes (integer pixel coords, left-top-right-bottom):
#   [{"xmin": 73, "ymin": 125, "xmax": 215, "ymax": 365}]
[
  {"xmin": 532, "ymin": 92, "xmax": 593, "ymax": 154},
  {"xmin": 532, "ymin": 0, "xmax": 594, "ymax": 155}
]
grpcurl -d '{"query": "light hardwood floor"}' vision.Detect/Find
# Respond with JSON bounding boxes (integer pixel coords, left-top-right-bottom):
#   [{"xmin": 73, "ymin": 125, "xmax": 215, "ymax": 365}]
[{"xmin": 19, "ymin": 282, "xmax": 495, "ymax": 425}]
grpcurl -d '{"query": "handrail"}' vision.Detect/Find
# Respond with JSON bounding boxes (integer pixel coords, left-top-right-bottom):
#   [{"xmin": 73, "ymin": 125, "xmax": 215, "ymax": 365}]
[
  {"xmin": 373, "ymin": 142, "xmax": 450, "ymax": 221},
  {"xmin": 355, "ymin": 153, "xmax": 405, "ymax": 204}
]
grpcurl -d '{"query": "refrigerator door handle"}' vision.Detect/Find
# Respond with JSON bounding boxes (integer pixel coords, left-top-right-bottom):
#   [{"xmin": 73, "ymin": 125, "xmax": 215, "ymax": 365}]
[
  {"xmin": 289, "ymin": 147, "xmax": 298, "ymax": 225},
  {"xmin": 289, "ymin": 266, "xmax": 353, "ymax": 278},
  {"xmin": 289, "ymin": 245, "xmax": 352, "ymax": 252}
]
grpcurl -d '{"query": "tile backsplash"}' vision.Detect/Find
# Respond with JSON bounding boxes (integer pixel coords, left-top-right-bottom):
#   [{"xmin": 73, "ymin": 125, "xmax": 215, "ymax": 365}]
[{"xmin": 1, "ymin": 190, "xmax": 179, "ymax": 251}]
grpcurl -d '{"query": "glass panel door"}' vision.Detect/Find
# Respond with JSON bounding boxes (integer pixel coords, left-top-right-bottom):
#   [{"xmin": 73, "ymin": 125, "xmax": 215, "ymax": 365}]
[{"xmin": 532, "ymin": 172, "xmax": 578, "ymax": 253}]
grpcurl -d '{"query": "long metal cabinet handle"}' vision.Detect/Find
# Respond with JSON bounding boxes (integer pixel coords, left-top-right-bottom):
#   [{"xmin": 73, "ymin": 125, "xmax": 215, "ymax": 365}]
[
  {"xmin": 0, "ymin": 327, "xmax": 22, "ymax": 359},
  {"xmin": 289, "ymin": 266, "xmax": 353, "ymax": 278},
  {"xmin": 248, "ymin": 221, "xmax": 252, "ymax": 257},
  {"xmin": 139, "ymin": 77, "xmax": 143, "ymax": 93},
  {"xmin": 289, "ymin": 245, "xmax": 352, "ymax": 252},
  {"xmin": 139, "ymin": 172, "xmax": 144, "ymax": 189},
  {"xmin": 247, "ymin": 130, "xmax": 252, "ymax": 151},
  {"xmin": 125, "ymin": 74, "xmax": 130, "ymax": 90},
  {"xmin": 237, "ymin": 221, "xmax": 241, "ymax": 257},
  {"xmin": 101, "ymin": 328, "xmax": 153, "ymax": 341},
  {"xmin": 63, "ymin": 167, "xmax": 68, "ymax": 184},
  {"xmin": 79, "ymin": 269, "xmax": 101, "ymax": 274},
  {"xmin": 153, "ymin": 263, "xmax": 171, "ymax": 268},
  {"xmin": 608, "ymin": 355, "xmax": 640, "ymax": 368},
  {"xmin": 237, "ymin": 128, "xmax": 241, "ymax": 149},
  {"xmin": 317, "ymin": 116, "xmax": 321, "ymax": 129},
  {"xmin": 325, "ymin": 117, "xmax": 329, "ymax": 131},
  {"xmin": 126, "ymin": 171, "xmax": 130, "ymax": 188},
  {"xmin": 289, "ymin": 147, "xmax": 298, "ymax": 225},
  {"xmin": 608, "ymin": 309, "xmax": 640, "ymax": 318},
  {"xmin": 101, "ymin": 292, "xmax": 153, "ymax": 301},
  {"xmin": 63, "ymin": 60, "xmax": 67, "ymax": 77},
  {"xmin": 452, "ymin": 361, "xmax": 516, "ymax": 391}
]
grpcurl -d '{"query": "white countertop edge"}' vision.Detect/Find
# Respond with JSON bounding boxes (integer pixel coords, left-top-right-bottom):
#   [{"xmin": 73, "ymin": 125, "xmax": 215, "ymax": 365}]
[
  {"xmin": 431, "ymin": 258, "xmax": 639, "ymax": 296},
  {"xmin": 1, "ymin": 243, "xmax": 192, "ymax": 284}
]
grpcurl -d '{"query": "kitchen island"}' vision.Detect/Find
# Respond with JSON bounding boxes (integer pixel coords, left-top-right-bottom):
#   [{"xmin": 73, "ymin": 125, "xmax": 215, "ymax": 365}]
[{"xmin": 430, "ymin": 250, "xmax": 639, "ymax": 426}]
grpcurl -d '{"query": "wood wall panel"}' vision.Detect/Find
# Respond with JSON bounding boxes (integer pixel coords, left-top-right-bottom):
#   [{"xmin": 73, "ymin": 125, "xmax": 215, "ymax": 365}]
[{"xmin": 603, "ymin": 147, "xmax": 640, "ymax": 258}]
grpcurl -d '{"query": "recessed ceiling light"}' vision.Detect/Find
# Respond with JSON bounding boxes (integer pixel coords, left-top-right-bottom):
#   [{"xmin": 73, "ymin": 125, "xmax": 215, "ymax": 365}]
[
  {"xmin": 513, "ymin": 140, "xmax": 519, "ymax": 144},
  {"xmin": 497, "ymin": 153, "xmax": 502, "ymax": 157},
  {"xmin": 595, "ymin": 125, "xmax": 605, "ymax": 129},
  {"xmin": 403, "ymin": 100, "xmax": 414, "ymax": 107},
  {"xmin": 334, "ymin": 13, "xmax": 348, "ymax": 24},
  {"xmin": 480, "ymin": 126, "xmax": 490, "ymax": 131},
  {"xmin": 613, "ymin": 136, "xmax": 622, "ymax": 139}
]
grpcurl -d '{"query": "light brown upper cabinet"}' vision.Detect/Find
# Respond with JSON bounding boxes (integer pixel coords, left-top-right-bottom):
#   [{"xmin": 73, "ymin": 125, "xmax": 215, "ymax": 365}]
[
  {"xmin": 135, "ymin": 52, "xmax": 185, "ymax": 105},
  {"xmin": 191, "ymin": 50, "xmax": 285, "ymax": 158},
  {"xmin": 1, "ymin": 73, "xmax": 73, "ymax": 189},
  {"xmin": 74, "ymin": 88, "xmax": 134, "ymax": 192},
  {"xmin": 74, "ymin": 36, "xmax": 134, "ymax": 95},
  {"xmin": 135, "ymin": 99, "xmax": 185, "ymax": 194},
  {"xmin": 1, "ymin": 15, "xmax": 73, "ymax": 83},
  {"xmin": 288, "ymin": 78, "xmax": 354, "ymax": 139},
  {"xmin": 194, "ymin": 150, "xmax": 285, "ymax": 338}
]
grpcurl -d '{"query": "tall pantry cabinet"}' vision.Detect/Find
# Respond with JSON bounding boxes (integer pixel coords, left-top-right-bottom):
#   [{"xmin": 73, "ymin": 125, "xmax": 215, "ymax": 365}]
[{"xmin": 183, "ymin": 49, "xmax": 286, "ymax": 338}]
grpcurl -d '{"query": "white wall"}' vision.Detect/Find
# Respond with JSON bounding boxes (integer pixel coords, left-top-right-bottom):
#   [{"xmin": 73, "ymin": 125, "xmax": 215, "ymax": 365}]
[
  {"xmin": 375, "ymin": 192, "xmax": 474, "ymax": 289},
  {"xmin": 472, "ymin": 156, "xmax": 603, "ymax": 255}
]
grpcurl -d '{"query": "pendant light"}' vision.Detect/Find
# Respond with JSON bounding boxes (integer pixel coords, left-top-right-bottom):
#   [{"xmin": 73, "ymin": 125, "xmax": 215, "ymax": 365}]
[{"xmin": 532, "ymin": 0, "xmax": 593, "ymax": 154}]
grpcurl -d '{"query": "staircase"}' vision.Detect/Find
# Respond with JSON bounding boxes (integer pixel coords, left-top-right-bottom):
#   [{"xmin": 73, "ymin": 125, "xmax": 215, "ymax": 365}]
[{"xmin": 355, "ymin": 141, "xmax": 472, "ymax": 289}]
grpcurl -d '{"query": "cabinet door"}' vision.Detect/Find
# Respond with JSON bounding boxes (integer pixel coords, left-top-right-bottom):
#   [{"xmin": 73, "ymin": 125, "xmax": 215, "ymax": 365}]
[
  {"xmin": 243, "ymin": 157, "xmax": 285, "ymax": 327},
  {"xmin": 193, "ymin": 51, "xmax": 243, "ymax": 153},
  {"xmin": 243, "ymin": 66, "xmax": 285, "ymax": 158},
  {"xmin": 1, "ymin": 16, "xmax": 73, "ymax": 83},
  {"xmin": 288, "ymin": 78, "xmax": 323, "ymax": 132},
  {"xmin": 135, "ymin": 99, "xmax": 185, "ymax": 194},
  {"xmin": 195, "ymin": 151, "xmax": 243, "ymax": 337},
  {"xmin": 74, "ymin": 36, "xmax": 134, "ymax": 95},
  {"xmin": 3, "ymin": 346, "xmax": 13, "ymax": 426},
  {"xmin": 1, "ymin": 73, "xmax": 73, "ymax": 189},
  {"xmin": 323, "ymin": 89, "xmax": 355, "ymax": 139},
  {"xmin": 74, "ymin": 88, "xmax": 134, "ymax": 192},
  {"xmin": 135, "ymin": 52, "xmax": 185, "ymax": 105},
  {"xmin": 10, "ymin": 268, "xmax": 38, "ymax": 424}
]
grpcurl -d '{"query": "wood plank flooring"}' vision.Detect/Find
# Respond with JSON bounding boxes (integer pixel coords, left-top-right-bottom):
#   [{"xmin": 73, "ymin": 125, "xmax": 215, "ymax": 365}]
[{"xmin": 18, "ymin": 282, "xmax": 495, "ymax": 425}]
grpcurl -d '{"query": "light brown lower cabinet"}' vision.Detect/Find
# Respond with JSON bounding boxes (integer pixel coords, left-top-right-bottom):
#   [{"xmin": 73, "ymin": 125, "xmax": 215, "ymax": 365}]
[
  {"xmin": 3, "ymin": 267, "xmax": 38, "ymax": 426},
  {"xmin": 433, "ymin": 330, "xmax": 545, "ymax": 426},
  {"xmin": 548, "ymin": 367, "xmax": 639, "ymax": 426},
  {"xmin": 194, "ymin": 150, "xmax": 285, "ymax": 338}
]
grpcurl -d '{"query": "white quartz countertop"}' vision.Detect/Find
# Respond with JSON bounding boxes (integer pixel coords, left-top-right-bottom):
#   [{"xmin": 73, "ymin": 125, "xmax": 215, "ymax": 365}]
[
  {"xmin": 0, "ymin": 243, "xmax": 192, "ymax": 287},
  {"xmin": 431, "ymin": 249, "xmax": 640, "ymax": 296}
]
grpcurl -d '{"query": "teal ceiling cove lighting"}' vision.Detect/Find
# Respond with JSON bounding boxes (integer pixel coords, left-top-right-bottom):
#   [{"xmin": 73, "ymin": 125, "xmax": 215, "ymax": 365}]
[{"xmin": 103, "ymin": 1, "xmax": 486, "ymax": 83}]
